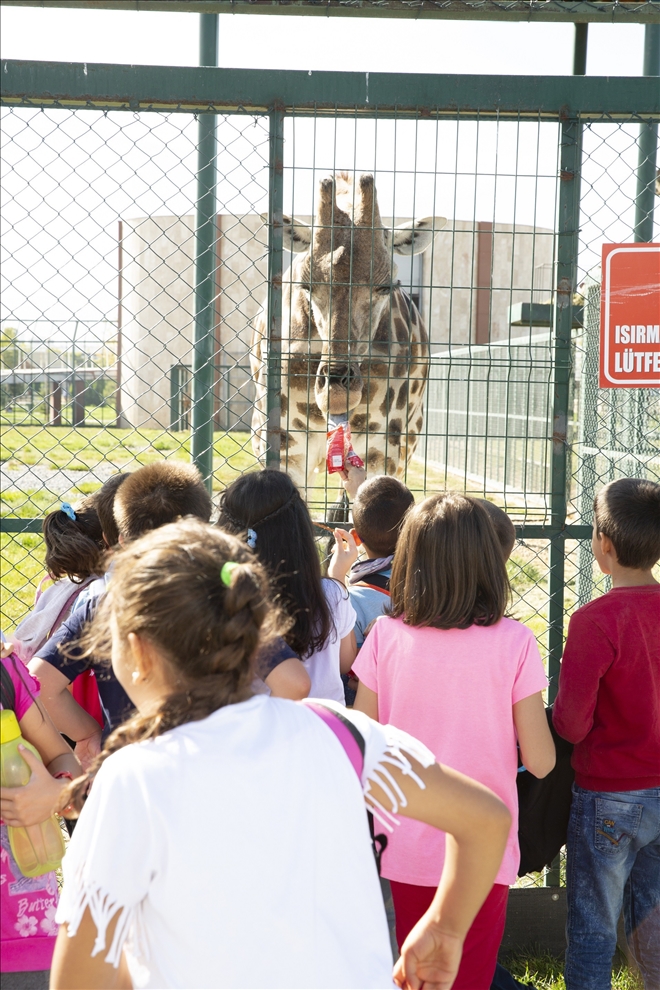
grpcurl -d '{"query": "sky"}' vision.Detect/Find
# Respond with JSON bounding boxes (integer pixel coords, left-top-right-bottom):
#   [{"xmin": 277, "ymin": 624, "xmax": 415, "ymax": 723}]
[
  {"xmin": 0, "ymin": 7, "xmax": 654, "ymax": 338},
  {"xmin": 0, "ymin": 5, "xmax": 648, "ymax": 75}
]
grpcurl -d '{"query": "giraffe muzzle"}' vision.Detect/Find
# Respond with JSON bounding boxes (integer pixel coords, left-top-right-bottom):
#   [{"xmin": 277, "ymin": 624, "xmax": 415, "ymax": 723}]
[{"xmin": 315, "ymin": 362, "xmax": 363, "ymax": 415}]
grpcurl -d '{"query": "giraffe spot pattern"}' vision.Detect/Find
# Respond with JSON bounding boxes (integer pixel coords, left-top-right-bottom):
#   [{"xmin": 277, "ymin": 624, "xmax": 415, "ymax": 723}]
[
  {"xmin": 388, "ymin": 419, "xmax": 402, "ymax": 447},
  {"xmin": 380, "ymin": 387, "xmax": 395, "ymax": 416},
  {"xmin": 396, "ymin": 381, "xmax": 409, "ymax": 410},
  {"xmin": 296, "ymin": 401, "xmax": 325, "ymax": 424}
]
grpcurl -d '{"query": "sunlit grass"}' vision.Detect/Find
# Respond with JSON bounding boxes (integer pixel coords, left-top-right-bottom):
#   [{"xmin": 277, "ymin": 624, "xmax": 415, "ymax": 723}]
[{"xmin": 503, "ymin": 954, "xmax": 642, "ymax": 990}]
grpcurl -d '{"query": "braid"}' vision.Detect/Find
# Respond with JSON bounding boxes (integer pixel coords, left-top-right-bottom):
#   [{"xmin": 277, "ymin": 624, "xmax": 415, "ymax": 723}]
[{"xmin": 63, "ymin": 519, "xmax": 283, "ymax": 816}]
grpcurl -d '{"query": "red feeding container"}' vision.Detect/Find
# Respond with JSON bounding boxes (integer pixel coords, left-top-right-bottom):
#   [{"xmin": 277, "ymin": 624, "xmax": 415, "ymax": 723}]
[{"xmin": 326, "ymin": 420, "xmax": 364, "ymax": 475}]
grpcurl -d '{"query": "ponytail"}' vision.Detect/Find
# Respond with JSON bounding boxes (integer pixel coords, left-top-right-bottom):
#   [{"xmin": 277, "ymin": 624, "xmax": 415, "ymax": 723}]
[{"xmin": 63, "ymin": 519, "xmax": 280, "ymax": 815}]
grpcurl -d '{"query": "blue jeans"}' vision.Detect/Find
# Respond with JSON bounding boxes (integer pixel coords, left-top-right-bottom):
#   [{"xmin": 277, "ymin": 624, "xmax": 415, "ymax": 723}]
[{"xmin": 565, "ymin": 784, "xmax": 660, "ymax": 990}]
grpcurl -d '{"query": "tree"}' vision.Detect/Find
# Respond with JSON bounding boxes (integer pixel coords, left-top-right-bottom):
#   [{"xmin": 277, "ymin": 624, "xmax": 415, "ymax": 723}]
[{"xmin": 1, "ymin": 327, "xmax": 21, "ymax": 369}]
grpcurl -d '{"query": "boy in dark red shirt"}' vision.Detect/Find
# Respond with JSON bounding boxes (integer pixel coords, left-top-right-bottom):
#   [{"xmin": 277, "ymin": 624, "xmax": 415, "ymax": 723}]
[{"xmin": 554, "ymin": 477, "xmax": 660, "ymax": 990}]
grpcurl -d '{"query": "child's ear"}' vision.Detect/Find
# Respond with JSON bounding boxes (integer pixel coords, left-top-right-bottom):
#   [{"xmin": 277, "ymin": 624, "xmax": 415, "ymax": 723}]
[
  {"xmin": 127, "ymin": 632, "xmax": 152, "ymax": 681},
  {"xmin": 350, "ymin": 528, "xmax": 362, "ymax": 546},
  {"xmin": 599, "ymin": 533, "xmax": 615, "ymax": 558}
]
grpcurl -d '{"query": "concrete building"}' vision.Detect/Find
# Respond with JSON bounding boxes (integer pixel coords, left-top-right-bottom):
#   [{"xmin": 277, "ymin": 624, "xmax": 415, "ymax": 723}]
[{"xmin": 118, "ymin": 215, "xmax": 554, "ymax": 430}]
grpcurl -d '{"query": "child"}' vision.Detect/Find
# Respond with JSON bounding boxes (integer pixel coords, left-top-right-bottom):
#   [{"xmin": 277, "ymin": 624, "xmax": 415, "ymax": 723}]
[
  {"xmin": 27, "ymin": 462, "xmax": 214, "ymax": 759},
  {"xmin": 217, "ymin": 470, "xmax": 356, "ymax": 701},
  {"xmin": 353, "ymin": 492, "xmax": 556, "ymax": 990},
  {"xmin": 477, "ymin": 499, "xmax": 516, "ymax": 561},
  {"xmin": 0, "ymin": 652, "xmax": 80, "ymax": 990},
  {"xmin": 92, "ymin": 472, "xmax": 130, "ymax": 549},
  {"xmin": 12, "ymin": 497, "xmax": 105, "ymax": 663},
  {"xmin": 553, "ymin": 478, "xmax": 660, "ymax": 990},
  {"xmin": 329, "ymin": 475, "xmax": 414, "ymax": 646},
  {"xmin": 30, "ymin": 463, "xmax": 307, "ymax": 753},
  {"xmin": 69, "ymin": 472, "xmax": 131, "ymax": 614},
  {"xmin": 49, "ymin": 517, "xmax": 511, "ymax": 990}
]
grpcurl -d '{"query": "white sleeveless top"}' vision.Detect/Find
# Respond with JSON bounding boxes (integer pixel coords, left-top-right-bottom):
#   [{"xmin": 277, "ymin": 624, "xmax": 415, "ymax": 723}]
[
  {"xmin": 302, "ymin": 579, "xmax": 356, "ymax": 702},
  {"xmin": 57, "ymin": 695, "xmax": 433, "ymax": 989}
]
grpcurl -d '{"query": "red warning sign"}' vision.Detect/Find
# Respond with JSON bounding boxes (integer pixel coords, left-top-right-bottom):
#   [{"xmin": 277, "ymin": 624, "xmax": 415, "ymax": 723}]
[{"xmin": 600, "ymin": 243, "xmax": 660, "ymax": 388}]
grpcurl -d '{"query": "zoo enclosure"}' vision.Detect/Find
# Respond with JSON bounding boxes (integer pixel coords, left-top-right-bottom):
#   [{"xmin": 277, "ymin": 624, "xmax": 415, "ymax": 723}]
[{"xmin": 1, "ymin": 35, "xmax": 659, "ymax": 890}]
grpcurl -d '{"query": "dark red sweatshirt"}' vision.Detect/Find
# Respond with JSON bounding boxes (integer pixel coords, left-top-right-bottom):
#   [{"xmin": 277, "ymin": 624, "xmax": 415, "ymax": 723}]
[{"xmin": 553, "ymin": 585, "xmax": 660, "ymax": 792}]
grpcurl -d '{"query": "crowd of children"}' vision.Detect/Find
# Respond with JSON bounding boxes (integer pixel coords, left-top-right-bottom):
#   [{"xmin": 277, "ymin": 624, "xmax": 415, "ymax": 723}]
[{"xmin": 0, "ymin": 461, "xmax": 658, "ymax": 990}]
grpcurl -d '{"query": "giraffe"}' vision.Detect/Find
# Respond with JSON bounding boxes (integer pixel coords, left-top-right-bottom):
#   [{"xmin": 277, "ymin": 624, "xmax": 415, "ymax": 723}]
[{"xmin": 250, "ymin": 172, "xmax": 446, "ymax": 502}]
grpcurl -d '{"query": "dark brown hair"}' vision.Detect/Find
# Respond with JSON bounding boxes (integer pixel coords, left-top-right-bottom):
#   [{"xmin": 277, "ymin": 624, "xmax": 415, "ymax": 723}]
[
  {"xmin": 390, "ymin": 493, "xmax": 510, "ymax": 629},
  {"xmin": 95, "ymin": 473, "xmax": 130, "ymax": 547},
  {"xmin": 352, "ymin": 476, "xmax": 414, "ymax": 556},
  {"xmin": 594, "ymin": 478, "xmax": 660, "ymax": 570},
  {"xmin": 42, "ymin": 497, "xmax": 105, "ymax": 583},
  {"xmin": 113, "ymin": 462, "xmax": 212, "ymax": 542},
  {"xmin": 477, "ymin": 499, "xmax": 516, "ymax": 561},
  {"xmin": 65, "ymin": 518, "xmax": 279, "ymax": 813},
  {"xmin": 217, "ymin": 470, "xmax": 333, "ymax": 658}
]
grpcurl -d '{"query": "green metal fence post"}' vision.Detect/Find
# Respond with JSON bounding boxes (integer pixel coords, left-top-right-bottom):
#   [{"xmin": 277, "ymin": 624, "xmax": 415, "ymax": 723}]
[
  {"xmin": 573, "ymin": 24, "xmax": 588, "ymax": 75},
  {"xmin": 265, "ymin": 109, "xmax": 284, "ymax": 471},
  {"xmin": 191, "ymin": 13, "xmax": 219, "ymax": 490},
  {"xmin": 546, "ymin": 117, "xmax": 582, "ymax": 887},
  {"xmin": 635, "ymin": 25, "xmax": 660, "ymax": 243}
]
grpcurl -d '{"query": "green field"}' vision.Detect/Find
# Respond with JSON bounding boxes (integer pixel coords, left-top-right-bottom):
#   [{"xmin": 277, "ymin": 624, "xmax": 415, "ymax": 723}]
[
  {"xmin": 504, "ymin": 954, "xmax": 642, "ymax": 989},
  {"xmin": 1, "ymin": 423, "xmax": 576, "ymax": 648}
]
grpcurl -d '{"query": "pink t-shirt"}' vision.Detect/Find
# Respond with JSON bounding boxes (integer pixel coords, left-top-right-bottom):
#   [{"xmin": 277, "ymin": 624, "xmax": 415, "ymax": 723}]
[
  {"xmin": 1, "ymin": 656, "xmax": 59, "ymax": 973},
  {"xmin": 353, "ymin": 616, "xmax": 548, "ymax": 886}
]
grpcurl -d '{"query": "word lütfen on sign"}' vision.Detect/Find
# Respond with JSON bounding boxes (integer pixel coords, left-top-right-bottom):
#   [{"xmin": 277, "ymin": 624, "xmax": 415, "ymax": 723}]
[{"xmin": 599, "ymin": 243, "xmax": 660, "ymax": 388}]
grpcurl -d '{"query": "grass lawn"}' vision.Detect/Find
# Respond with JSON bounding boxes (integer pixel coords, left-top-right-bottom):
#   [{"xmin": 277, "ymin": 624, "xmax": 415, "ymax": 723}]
[
  {"xmin": 1, "ymin": 425, "xmax": 564, "ymax": 644},
  {"xmin": 503, "ymin": 954, "xmax": 642, "ymax": 989}
]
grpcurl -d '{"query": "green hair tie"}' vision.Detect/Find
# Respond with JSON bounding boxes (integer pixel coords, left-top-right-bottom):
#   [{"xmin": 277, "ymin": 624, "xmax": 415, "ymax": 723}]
[{"xmin": 220, "ymin": 561, "xmax": 239, "ymax": 587}]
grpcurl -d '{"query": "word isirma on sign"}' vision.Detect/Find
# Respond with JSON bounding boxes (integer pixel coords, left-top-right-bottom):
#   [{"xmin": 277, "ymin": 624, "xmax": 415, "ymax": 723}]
[{"xmin": 599, "ymin": 243, "xmax": 660, "ymax": 388}]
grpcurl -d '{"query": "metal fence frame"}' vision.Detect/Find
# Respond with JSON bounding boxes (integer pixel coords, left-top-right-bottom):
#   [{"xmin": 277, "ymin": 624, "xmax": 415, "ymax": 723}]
[{"xmin": 2, "ymin": 50, "xmax": 659, "ymax": 881}]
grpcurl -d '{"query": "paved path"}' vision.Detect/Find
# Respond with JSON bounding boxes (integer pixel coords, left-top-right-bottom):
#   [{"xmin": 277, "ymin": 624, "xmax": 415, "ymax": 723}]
[{"xmin": 1, "ymin": 463, "xmax": 120, "ymax": 495}]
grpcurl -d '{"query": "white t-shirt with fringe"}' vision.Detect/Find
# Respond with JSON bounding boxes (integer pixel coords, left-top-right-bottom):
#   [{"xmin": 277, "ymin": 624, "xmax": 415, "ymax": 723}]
[{"xmin": 56, "ymin": 695, "xmax": 434, "ymax": 990}]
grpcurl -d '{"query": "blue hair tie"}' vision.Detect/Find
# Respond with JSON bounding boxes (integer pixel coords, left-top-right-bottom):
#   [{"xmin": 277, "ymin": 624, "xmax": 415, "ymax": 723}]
[
  {"xmin": 60, "ymin": 502, "xmax": 77, "ymax": 521},
  {"xmin": 246, "ymin": 528, "xmax": 257, "ymax": 549}
]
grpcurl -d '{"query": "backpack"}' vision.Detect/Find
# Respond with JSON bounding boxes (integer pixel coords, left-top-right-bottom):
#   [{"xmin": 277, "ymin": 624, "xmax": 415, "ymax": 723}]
[
  {"xmin": 304, "ymin": 700, "xmax": 389, "ymax": 874},
  {"xmin": 0, "ymin": 659, "xmax": 16, "ymax": 711},
  {"xmin": 516, "ymin": 705, "xmax": 574, "ymax": 876}
]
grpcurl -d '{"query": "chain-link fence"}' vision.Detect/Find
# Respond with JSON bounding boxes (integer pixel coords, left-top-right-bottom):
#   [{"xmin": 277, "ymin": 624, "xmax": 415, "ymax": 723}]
[{"xmin": 1, "ymin": 60, "xmax": 659, "ymax": 888}]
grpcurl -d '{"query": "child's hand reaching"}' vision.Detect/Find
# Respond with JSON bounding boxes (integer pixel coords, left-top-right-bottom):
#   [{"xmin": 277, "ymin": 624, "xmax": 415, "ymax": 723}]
[
  {"xmin": 338, "ymin": 465, "xmax": 366, "ymax": 500},
  {"xmin": 327, "ymin": 528, "xmax": 359, "ymax": 584},
  {"xmin": 0, "ymin": 746, "xmax": 72, "ymax": 827},
  {"xmin": 393, "ymin": 920, "xmax": 464, "ymax": 990}
]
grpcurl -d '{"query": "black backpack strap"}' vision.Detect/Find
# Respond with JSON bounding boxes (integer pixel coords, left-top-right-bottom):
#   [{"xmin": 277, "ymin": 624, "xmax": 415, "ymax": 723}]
[
  {"xmin": 0, "ymin": 660, "xmax": 16, "ymax": 712},
  {"xmin": 356, "ymin": 571, "xmax": 391, "ymax": 594},
  {"xmin": 303, "ymin": 700, "xmax": 388, "ymax": 876},
  {"xmin": 368, "ymin": 811, "xmax": 389, "ymax": 875}
]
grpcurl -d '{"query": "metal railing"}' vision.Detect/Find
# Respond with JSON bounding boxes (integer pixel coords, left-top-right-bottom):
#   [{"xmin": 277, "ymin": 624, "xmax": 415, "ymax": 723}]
[{"xmin": 1, "ymin": 26, "xmax": 659, "ymax": 889}]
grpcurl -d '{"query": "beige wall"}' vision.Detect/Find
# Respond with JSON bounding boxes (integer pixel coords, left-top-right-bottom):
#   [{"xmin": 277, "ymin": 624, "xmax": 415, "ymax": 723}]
[
  {"xmin": 120, "ymin": 216, "xmax": 195, "ymax": 430},
  {"xmin": 422, "ymin": 222, "xmax": 555, "ymax": 347},
  {"xmin": 120, "ymin": 214, "xmax": 554, "ymax": 428}
]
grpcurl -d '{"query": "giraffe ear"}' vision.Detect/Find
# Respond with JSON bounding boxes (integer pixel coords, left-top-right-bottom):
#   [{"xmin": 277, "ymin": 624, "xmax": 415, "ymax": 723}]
[
  {"xmin": 389, "ymin": 217, "xmax": 447, "ymax": 255},
  {"xmin": 260, "ymin": 214, "xmax": 312, "ymax": 252}
]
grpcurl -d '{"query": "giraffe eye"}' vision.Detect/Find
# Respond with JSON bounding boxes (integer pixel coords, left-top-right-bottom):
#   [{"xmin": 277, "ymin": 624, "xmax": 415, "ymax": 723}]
[{"xmin": 376, "ymin": 284, "xmax": 393, "ymax": 295}]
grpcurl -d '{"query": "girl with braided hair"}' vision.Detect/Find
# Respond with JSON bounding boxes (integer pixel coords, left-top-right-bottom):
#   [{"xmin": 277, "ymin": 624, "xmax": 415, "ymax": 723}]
[
  {"xmin": 50, "ymin": 517, "xmax": 511, "ymax": 990},
  {"xmin": 218, "ymin": 470, "xmax": 357, "ymax": 701}
]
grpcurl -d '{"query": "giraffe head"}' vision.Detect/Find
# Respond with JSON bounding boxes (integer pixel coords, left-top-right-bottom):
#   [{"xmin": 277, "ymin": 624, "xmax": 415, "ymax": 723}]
[{"xmin": 283, "ymin": 173, "xmax": 446, "ymax": 417}]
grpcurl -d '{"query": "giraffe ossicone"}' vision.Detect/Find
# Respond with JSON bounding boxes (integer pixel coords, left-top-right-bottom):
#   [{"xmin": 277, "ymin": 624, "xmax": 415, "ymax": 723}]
[{"xmin": 250, "ymin": 172, "xmax": 446, "ymax": 505}]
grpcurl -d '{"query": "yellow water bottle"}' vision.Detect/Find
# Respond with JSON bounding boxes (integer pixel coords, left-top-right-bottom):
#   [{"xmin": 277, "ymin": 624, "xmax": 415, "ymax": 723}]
[{"xmin": 0, "ymin": 709, "xmax": 65, "ymax": 877}]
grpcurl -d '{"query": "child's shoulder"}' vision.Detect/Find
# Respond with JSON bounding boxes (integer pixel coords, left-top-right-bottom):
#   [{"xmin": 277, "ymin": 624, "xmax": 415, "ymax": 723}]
[{"xmin": 572, "ymin": 585, "xmax": 660, "ymax": 624}]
